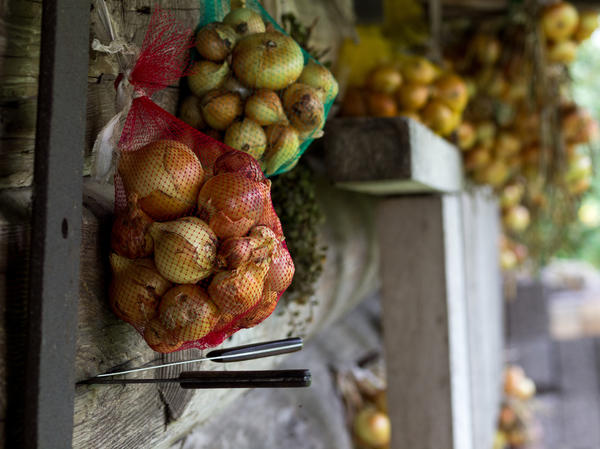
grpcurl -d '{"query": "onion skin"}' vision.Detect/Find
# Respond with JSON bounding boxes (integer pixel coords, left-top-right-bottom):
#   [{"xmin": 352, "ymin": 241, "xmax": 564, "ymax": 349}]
[
  {"xmin": 366, "ymin": 65, "xmax": 403, "ymax": 95},
  {"xmin": 420, "ymin": 100, "xmax": 456, "ymax": 135},
  {"xmin": 224, "ymin": 118, "xmax": 267, "ymax": 160},
  {"xmin": 401, "ymin": 57, "xmax": 438, "ymax": 84},
  {"xmin": 197, "ymin": 172, "xmax": 267, "ymax": 239},
  {"xmin": 111, "ymin": 193, "xmax": 153, "ymax": 259},
  {"xmin": 257, "ymin": 201, "xmax": 283, "ymax": 237},
  {"xmin": 297, "ymin": 60, "xmax": 339, "ymax": 104},
  {"xmin": 547, "ymin": 40, "xmax": 578, "ymax": 64},
  {"xmin": 151, "ymin": 217, "xmax": 218, "ymax": 284},
  {"xmin": 353, "ymin": 407, "xmax": 391, "ymax": 448},
  {"xmin": 224, "ymin": 76, "xmax": 252, "ymax": 100},
  {"xmin": 245, "ymin": 89, "xmax": 288, "ymax": 126},
  {"xmin": 179, "ymin": 95, "xmax": 205, "ymax": 129},
  {"xmin": 365, "ymin": 92, "xmax": 397, "ymax": 117},
  {"xmin": 456, "ymin": 121, "xmax": 476, "ymax": 151},
  {"xmin": 223, "ymin": 7, "xmax": 266, "ymax": 37},
  {"xmin": 541, "ymin": 2, "xmax": 579, "ymax": 43},
  {"xmin": 158, "ymin": 284, "xmax": 220, "ymax": 342},
  {"xmin": 217, "ymin": 237, "xmax": 259, "ymax": 270},
  {"xmin": 214, "ymin": 150, "xmax": 264, "ymax": 182},
  {"xmin": 201, "ymin": 88, "xmax": 243, "ymax": 131},
  {"xmin": 109, "ymin": 254, "xmax": 171, "ymax": 328},
  {"xmin": 240, "ymin": 290, "xmax": 278, "ymax": 328},
  {"xmin": 118, "ymin": 140, "xmax": 204, "ymax": 221},
  {"xmin": 433, "ymin": 74, "xmax": 468, "ymax": 112},
  {"xmin": 395, "ymin": 83, "xmax": 429, "ymax": 111},
  {"xmin": 195, "ymin": 22, "xmax": 237, "ymax": 62},
  {"xmin": 263, "ymin": 125, "xmax": 300, "ymax": 176},
  {"xmin": 144, "ymin": 318, "xmax": 182, "ymax": 353},
  {"xmin": 283, "ymin": 83, "xmax": 325, "ymax": 133},
  {"xmin": 263, "ymin": 241, "xmax": 294, "ymax": 292},
  {"xmin": 232, "ymin": 32, "xmax": 304, "ymax": 90},
  {"xmin": 188, "ymin": 60, "xmax": 230, "ymax": 98}
]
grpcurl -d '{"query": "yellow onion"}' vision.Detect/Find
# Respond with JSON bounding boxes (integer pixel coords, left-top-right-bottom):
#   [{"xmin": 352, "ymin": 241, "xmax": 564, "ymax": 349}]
[
  {"xmin": 109, "ymin": 254, "xmax": 171, "ymax": 328},
  {"xmin": 297, "ymin": 60, "xmax": 339, "ymax": 104},
  {"xmin": 575, "ymin": 11, "xmax": 599, "ymax": 42},
  {"xmin": 224, "ymin": 118, "xmax": 267, "ymax": 160},
  {"xmin": 245, "ymin": 89, "xmax": 288, "ymax": 126},
  {"xmin": 195, "ymin": 22, "xmax": 238, "ymax": 62},
  {"xmin": 232, "ymin": 31, "xmax": 304, "ymax": 90},
  {"xmin": 503, "ymin": 205, "xmax": 530, "ymax": 233},
  {"xmin": 562, "ymin": 108, "xmax": 599, "ymax": 143},
  {"xmin": 471, "ymin": 34, "xmax": 501, "ymax": 66},
  {"xmin": 283, "ymin": 83, "xmax": 324, "ymax": 134},
  {"xmin": 143, "ymin": 318, "xmax": 182, "ymax": 353},
  {"xmin": 541, "ymin": 2, "xmax": 579, "ymax": 42},
  {"xmin": 340, "ymin": 87, "xmax": 367, "ymax": 117},
  {"xmin": 111, "ymin": 193, "xmax": 154, "ymax": 259},
  {"xmin": 188, "ymin": 60, "xmax": 230, "ymax": 98},
  {"xmin": 217, "ymin": 236, "xmax": 260, "ymax": 270},
  {"xmin": 214, "ymin": 150, "xmax": 264, "ymax": 181},
  {"xmin": 197, "ymin": 172, "xmax": 268, "ymax": 239},
  {"xmin": 476, "ymin": 160, "xmax": 509, "ymax": 188},
  {"xmin": 158, "ymin": 284, "xmax": 220, "ymax": 342},
  {"xmin": 395, "ymin": 83, "xmax": 429, "ymax": 111},
  {"xmin": 365, "ymin": 65, "xmax": 403, "ymax": 95},
  {"xmin": 353, "ymin": 407, "xmax": 391, "ymax": 448},
  {"xmin": 150, "ymin": 216, "xmax": 217, "ymax": 284},
  {"xmin": 495, "ymin": 132, "xmax": 521, "ymax": 158},
  {"xmin": 179, "ymin": 95, "xmax": 205, "ymax": 129},
  {"xmin": 433, "ymin": 74, "xmax": 468, "ymax": 112},
  {"xmin": 224, "ymin": 75, "xmax": 252, "ymax": 100},
  {"xmin": 118, "ymin": 140, "xmax": 204, "ymax": 220},
  {"xmin": 257, "ymin": 200, "xmax": 283, "ymax": 237},
  {"xmin": 547, "ymin": 40, "xmax": 578, "ymax": 64},
  {"xmin": 456, "ymin": 121, "xmax": 476, "ymax": 151},
  {"xmin": 201, "ymin": 88, "xmax": 242, "ymax": 131},
  {"xmin": 476, "ymin": 121, "xmax": 497, "ymax": 148},
  {"xmin": 263, "ymin": 125, "xmax": 300, "ymax": 175},
  {"xmin": 223, "ymin": 7, "xmax": 266, "ymax": 37},
  {"xmin": 365, "ymin": 91, "xmax": 398, "ymax": 117},
  {"xmin": 420, "ymin": 100, "xmax": 456, "ymax": 135},
  {"xmin": 500, "ymin": 184, "xmax": 525, "ymax": 209},
  {"xmin": 401, "ymin": 56, "xmax": 439, "ymax": 84},
  {"xmin": 464, "ymin": 145, "xmax": 492, "ymax": 171},
  {"xmin": 263, "ymin": 241, "xmax": 294, "ymax": 292},
  {"xmin": 208, "ymin": 257, "xmax": 270, "ymax": 316},
  {"xmin": 240, "ymin": 289, "xmax": 278, "ymax": 328},
  {"xmin": 399, "ymin": 110, "xmax": 420, "ymax": 122}
]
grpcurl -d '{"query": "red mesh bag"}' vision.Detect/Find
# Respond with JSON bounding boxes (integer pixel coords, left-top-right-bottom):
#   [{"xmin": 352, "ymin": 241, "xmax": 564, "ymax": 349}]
[{"xmin": 108, "ymin": 9, "xmax": 294, "ymax": 352}]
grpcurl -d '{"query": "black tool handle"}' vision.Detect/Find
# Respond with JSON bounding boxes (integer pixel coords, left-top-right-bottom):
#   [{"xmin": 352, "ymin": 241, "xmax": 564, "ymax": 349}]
[
  {"xmin": 178, "ymin": 369, "xmax": 311, "ymax": 389},
  {"xmin": 205, "ymin": 337, "xmax": 303, "ymax": 363}
]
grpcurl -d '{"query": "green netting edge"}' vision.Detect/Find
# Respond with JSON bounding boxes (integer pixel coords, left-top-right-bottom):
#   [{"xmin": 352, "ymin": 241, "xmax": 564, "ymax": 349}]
[{"xmin": 193, "ymin": 0, "xmax": 336, "ymax": 176}]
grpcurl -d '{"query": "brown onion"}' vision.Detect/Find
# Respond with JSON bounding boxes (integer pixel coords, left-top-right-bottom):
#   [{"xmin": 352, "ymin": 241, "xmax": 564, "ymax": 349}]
[
  {"xmin": 245, "ymin": 89, "xmax": 288, "ymax": 126},
  {"xmin": 541, "ymin": 2, "xmax": 579, "ymax": 42},
  {"xmin": 111, "ymin": 193, "xmax": 154, "ymax": 259},
  {"xmin": 197, "ymin": 172, "xmax": 268, "ymax": 239},
  {"xmin": 201, "ymin": 88, "xmax": 242, "ymax": 131},
  {"xmin": 208, "ymin": 258, "xmax": 270, "ymax": 316},
  {"xmin": 224, "ymin": 118, "xmax": 267, "ymax": 160},
  {"xmin": 217, "ymin": 236, "xmax": 259, "ymax": 270},
  {"xmin": 158, "ymin": 284, "xmax": 220, "ymax": 342},
  {"xmin": 395, "ymin": 83, "xmax": 429, "ymax": 111},
  {"xmin": 366, "ymin": 65, "xmax": 403, "ymax": 94},
  {"xmin": 495, "ymin": 132, "xmax": 521, "ymax": 158},
  {"xmin": 257, "ymin": 201, "xmax": 283, "ymax": 237},
  {"xmin": 150, "ymin": 217, "xmax": 217, "ymax": 284},
  {"xmin": 232, "ymin": 32, "xmax": 303, "ymax": 90},
  {"xmin": 118, "ymin": 140, "xmax": 204, "ymax": 220},
  {"xmin": 547, "ymin": 40, "xmax": 578, "ymax": 64},
  {"xmin": 214, "ymin": 150, "xmax": 264, "ymax": 182},
  {"xmin": 223, "ymin": 7, "xmax": 266, "ymax": 37},
  {"xmin": 575, "ymin": 11, "xmax": 598, "ymax": 42},
  {"xmin": 432, "ymin": 74, "xmax": 468, "ymax": 112},
  {"xmin": 179, "ymin": 95, "xmax": 205, "ymax": 129},
  {"xmin": 143, "ymin": 318, "xmax": 182, "ymax": 353},
  {"xmin": 353, "ymin": 407, "xmax": 391, "ymax": 448},
  {"xmin": 109, "ymin": 254, "xmax": 171, "ymax": 328},
  {"xmin": 188, "ymin": 60, "xmax": 230, "ymax": 98},
  {"xmin": 297, "ymin": 60, "xmax": 339, "ymax": 104},
  {"xmin": 263, "ymin": 241, "xmax": 294, "ymax": 292},
  {"xmin": 365, "ymin": 92, "xmax": 397, "ymax": 117},
  {"xmin": 401, "ymin": 56, "xmax": 438, "ymax": 84},
  {"xmin": 456, "ymin": 121, "xmax": 476, "ymax": 151},
  {"xmin": 240, "ymin": 289, "xmax": 278, "ymax": 328},
  {"xmin": 283, "ymin": 83, "xmax": 325, "ymax": 133},
  {"xmin": 195, "ymin": 22, "xmax": 237, "ymax": 62},
  {"xmin": 263, "ymin": 125, "xmax": 300, "ymax": 176},
  {"xmin": 420, "ymin": 100, "xmax": 457, "ymax": 136},
  {"xmin": 224, "ymin": 75, "xmax": 252, "ymax": 100}
]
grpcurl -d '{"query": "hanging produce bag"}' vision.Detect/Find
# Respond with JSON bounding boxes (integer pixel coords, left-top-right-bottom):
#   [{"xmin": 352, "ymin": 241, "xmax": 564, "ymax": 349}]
[
  {"xmin": 179, "ymin": 0, "xmax": 339, "ymax": 176},
  {"xmin": 96, "ymin": 8, "xmax": 294, "ymax": 353}
]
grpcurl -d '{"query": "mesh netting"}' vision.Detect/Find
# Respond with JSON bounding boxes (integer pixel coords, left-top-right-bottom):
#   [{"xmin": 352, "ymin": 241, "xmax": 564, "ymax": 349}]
[
  {"xmin": 108, "ymin": 9, "xmax": 294, "ymax": 353},
  {"xmin": 178, "ymin": 0, "xmax": 338, "ymax": 176}
]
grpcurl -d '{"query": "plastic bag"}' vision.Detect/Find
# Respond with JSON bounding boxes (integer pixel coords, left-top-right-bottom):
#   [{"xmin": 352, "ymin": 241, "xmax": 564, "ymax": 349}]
[
  {"xmin": 106, "ymin": 9, "xmax": 294, "ymax": 352},
  {"xmin": 180, "ymin": 0, "xmax": 338, "ymax": 176}
]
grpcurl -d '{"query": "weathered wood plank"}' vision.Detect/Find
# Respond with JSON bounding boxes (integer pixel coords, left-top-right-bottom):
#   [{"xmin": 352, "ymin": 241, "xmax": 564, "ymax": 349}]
[{"xmin": 324, "ymin": 117, "xmax": 464, "ymax": 195}]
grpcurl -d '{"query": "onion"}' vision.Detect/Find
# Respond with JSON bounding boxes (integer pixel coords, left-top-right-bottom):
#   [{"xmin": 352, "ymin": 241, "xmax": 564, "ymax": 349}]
[
  {"xmin": 263, "ymin": 125, "xmax": 300, "ymax": 175},
  {"xmin": 179, "ymin": 95, "xmax": 205, "ymax": 129},
  {"xmin": 366, "ymin": 65, "xmax": 403, "ymax": 94},
  {"xmin": 150, "ymin": 216, "xmax": 218, "ymax": 284},
  {"xmin": 257, "ymin": 201, "xmax": 283, "ymax": 237},
  {"xmin": 547, "ymin": 40, "xmax": 578, "ymax": 64},
  {"xmin": 111, "ymin": 193, "xmax": 154, "ymax": 259},
  {"xmin": 398, "ymin": 110, "xmax": 420, "ymax": 122},
  {"xmin": 374, "ymin": 390, "xmax": 387, "ymax": 413},
  {"xmin": 420, "ymin": 100, "xmax": 456, "ymax": 135},
  {"xmin": 353, "ymin": 407, "xmax": 391, "ymax": 447},
  {"xmin": 223, "ymin": 7, "xmax": 266, "ymax": 37},
  {"xmin": 575, "ymin": 11, "xmax": 598, "ymax": 42},
  {"xmin": 217, "ymin": 236, "xmax": 259, "ymax": 270},
  {"xmin": 224, "ymin": 75, "xmax": 252, "ymax": 100},
  {"xmin": 158, "ymin": 284, "xmax": 220, "ymax": 342},
  {"xmin": 195, "ymin": 22, "xmax": 237, "ymax": 62},
  {"xmin": 395, "ymin": 83, "xmax": 429, "ymax": 111},
  {"xmin": 118, "ymin": 140, "xmax": 204, "ymax": 220},
  {"xmin": 432, "ymin": 74, "xmax": 468, "ymax": 112},
  {"xmin": 143, "ymin": 318, "xmax": 182, "ymax": 353},
  {"xmin": 365, "ymin": 91, "xmax": 397, "ymax": 117},
  {"xmin": 240, "ymin": 289, "xmax": 278, "ymax": 328},
  {"xmin": 456, "ymin": 121, "xmax": 476, "ymax": 151},
  {"xmin": 283, "ymin": 83, "xmax": 325, "ymax": 133},
  {"xmin": 232, "ymin": 32, "xmax": 304, "ymax": 90},
  {"xmin": 475, "ymin": 160, "xmax": 509, "ymax": 188},
  {"xmin": 500, "ymin": 184, "xmax": 525, "ymax": 209},
  {"xmin": 495, "ymin": 132, "xmax": 521, "ymax": 158},
  {"xmin": 224, "ymin": 118, "xmax": 267, "ymax": 160},
  {"xmin": 208, "ymin": 258, "xmax": 270, "ymax": 316},
  {"xmin": 464, "ymin": 145, "xmax": 492, "ymax": 171},
  {"xmin": 562, "ymin": 108, "xmax": 599, "ymax": 143},
  {"xmin": 297, "ymin": 60, "xmax": 339, "ymax": 104},
  {"xmin": 541, "ymin": 2, "xmax": 579, "ymax": 42},
  {"xmin": 401, "ymin": 56, "xmax": 438, "ymax": 84},
  {"xmin": 201, "ymin": 88, "xmax": 242, "ymax": 131},
  {"xmin": 188, "ymin": 60, "xmax": 230, "ymax": 98},
  {"xmin": 503, "ymin": 205, "xmax": 530, "ymax": 233},
  {"xmin": 471, "ymin": 33, "xmax": 501, "ymax": 65},
  {"xmin": 109, "ymin": 254, "xmax": 171, "ymax": 328},
  {"xmin": 340, "ymin": 87, "xmax": 367, "ymax": 117},
  {"xmin": 263, "ymin": 241, "xmax": 294, "ymax": 292},
  {"xmin": 245, "ymin": 89, "xmax": 288, "ymax": 126},
  {"xmin": 197, "ymin": 172, "xmax": 267, "ymax": 238},
  {"xmin": 214, "ymin": 150, "xmax": 264, "ymax": 181}
]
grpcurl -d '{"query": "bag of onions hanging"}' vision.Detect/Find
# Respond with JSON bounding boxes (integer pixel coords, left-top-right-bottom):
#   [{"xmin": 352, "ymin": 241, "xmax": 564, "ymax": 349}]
[
  {"xmin": 178, "ymin": 0, "xmax": 339, "ymax": 176},
  {"xmin": 106, "ymin": 9, "xmax": 294, "ymax": 353}
]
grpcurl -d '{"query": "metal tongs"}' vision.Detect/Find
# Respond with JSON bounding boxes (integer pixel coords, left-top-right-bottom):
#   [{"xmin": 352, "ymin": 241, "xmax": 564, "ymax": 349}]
[{"xmin": 79, "ymin": 337, "xmax": 311, "ymax": 389}]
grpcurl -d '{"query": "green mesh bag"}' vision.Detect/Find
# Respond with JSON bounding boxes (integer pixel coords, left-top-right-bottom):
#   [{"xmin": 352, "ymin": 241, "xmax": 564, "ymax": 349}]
[{"xmin": 180, "ymin": 0, "xmax": 338, "ymax": 176}]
